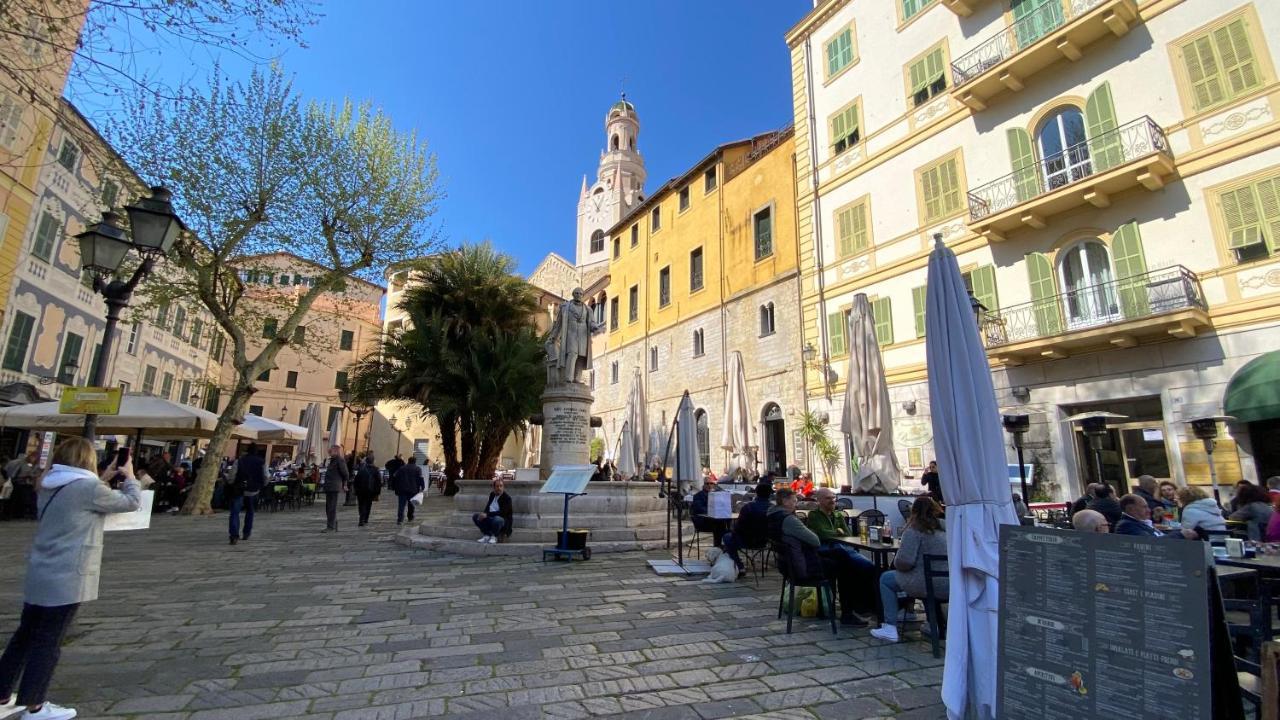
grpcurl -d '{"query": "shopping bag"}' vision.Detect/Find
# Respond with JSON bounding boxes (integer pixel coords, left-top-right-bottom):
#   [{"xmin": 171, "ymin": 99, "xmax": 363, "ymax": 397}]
[
  {"xmin": 409, "ymin": 491, "xmax": 424, "ymax": 506},
  {"xmin": 0, "ymin": 480, "xmax": 12, "ymax": 500},
  {"xmin": 104, "ymin": 490, "xmax": 154, "ymax": 532}
]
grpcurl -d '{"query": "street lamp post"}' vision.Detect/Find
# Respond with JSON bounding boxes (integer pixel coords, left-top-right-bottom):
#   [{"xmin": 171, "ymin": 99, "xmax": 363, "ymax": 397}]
[
  {"xmin": 74, "ymin": 187, "xmax": 183, "ymax": 441},
  {"xmin": 1188, "ymin": 416, "xmax": 1235, "ymax": 508},
  {"xmin": 1002, "ymin": 414, "xmax": 1032, "ymax": 526},
  {"xmin": 390, "ymin": 414, "xmax": 404, "ymax": 458}
]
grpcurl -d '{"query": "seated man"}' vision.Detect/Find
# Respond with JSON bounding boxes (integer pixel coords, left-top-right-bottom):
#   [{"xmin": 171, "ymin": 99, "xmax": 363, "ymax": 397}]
[
  {"xmin": 689, "ymin": 479, "xmax": 726, "ymax": 548},
  {"xmin": 1114, "ymin": 494, "xmax": 1197, "ymax": 539},
  {"xmin": 804, "ymin": 488, "xmax": 876, "ymax": 625},
  {"xmin": 722, "ymin": 481, "xmax": 773, "ymax": 573},
  {"xmin": 767, "ymin": 489, "xmax": 867, "ymax": 627},
  {"xmin": 472, "ymin": 477, "xmax": 513, "ymax": 544},
  {"xmin": 1086, "ymin": 484, "xmax": 1123, "ymax": 526},
  {"xmin": 1071, "ymin": 508, "xmax": 1110, "ymax": 533}
]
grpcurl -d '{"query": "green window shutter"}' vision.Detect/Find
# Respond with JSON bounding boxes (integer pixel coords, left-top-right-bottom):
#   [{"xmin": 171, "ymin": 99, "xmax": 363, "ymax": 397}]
[
  {"xmin": 1012, "ymin": 0, "xmax": 1065, "ymax": 49},
  {"xmin": 1221, "ymin": 185, "xmax": 1263, "ymax": 249},
  {"xmin": 1025, "ymin": 253, "xmax": 1062, "ymax": 337},
  {"xmin": 837, "ymin": 202, "xmax": 869, "ymax": 257},
  {"xmin": 923, "ymin": 158, "xmax": 961, "ymax": 221},
  {"xmin": 827, "ymin": 30, "xmax": 853, "ymax": 76},
  {"xmin": 1181, "ymin": 36, "xmax": 1226, "ymax": 111},
  {"xmin": 1085, "ymin": 82, "xmax": 1122, "ymax": 172},
  {"xmin": 2, "ymin": 312, "xmax": 34, "ymax": 372},
  {"xmin": 909, "ymin": 57, "xmax": 929, "ymax": 96},
  {"xmin": 925, "ymin": 48, "xmax": 945, "ymax": 90},
  {"xmin": 1006, "ymin": 128, "xmax": 1040, "ymax": 203},
  {"xmin": 922, "ymin": 166, "xmax": 942, "ymax": 221},
  {"xmin": 1111, "ymin": 222, "xmax": 1149, "ymax": 318},
  {"xmin": 828, "ymin": 310, "xmax": 847, "ymax": 356},
  {"xmin": 32, "ymin": 212, "xmax": 58, "ymax": 261},
  {"xmin": 902, "ymin": 0, "xmax": 922, "ymax": 21},
  {"xmin": 872, "ymin": 297, "xmax": 893, "ymax": 347},
  {"xmin": 972, "ymin": 264, "xmax": 998, "ymax": 312},
  {"xmin": 1255, "ymin": 177, "xmax": 1280, "ymax": 255},
  {"xmin": 1213, "ymin": 18, "xmax": 1260, "ymax": 99},
  {"xmin": 912, "ymin": 285, "xmax": 928, "ymax": 338}
]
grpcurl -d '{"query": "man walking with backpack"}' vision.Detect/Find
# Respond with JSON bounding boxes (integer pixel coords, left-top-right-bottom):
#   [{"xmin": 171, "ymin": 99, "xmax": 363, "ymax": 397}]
[
  {"xmin": 392, "ymin": 456, "xmax": 425, "ymax": 526},
  {"xmin": 228, "ymin": 444, "xmax": 267, "ymax": 545},
  {"xmin": 355, "ymin": 454, "xmax": 381, "ymax": 527}
]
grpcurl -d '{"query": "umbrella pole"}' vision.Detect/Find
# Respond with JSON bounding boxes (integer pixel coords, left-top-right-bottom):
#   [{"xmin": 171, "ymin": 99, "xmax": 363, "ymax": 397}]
[{"xmin": 659, "ymin": 415, "xmax": 682, "ymax": 566}]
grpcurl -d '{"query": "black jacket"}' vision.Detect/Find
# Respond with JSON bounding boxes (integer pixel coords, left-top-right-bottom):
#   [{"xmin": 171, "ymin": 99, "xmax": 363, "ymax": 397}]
[
  {"xmin": 354, "ymin": 463, "xmax": 381, "ymax": 496},
  {"xmin": 1134, "ymin": 488, "xmax": 1162, "ymax": 515},
  {"xmin": 235, "ymin": 454, "xmax": 267, "ymax": 494},
  {"xmin": 733, "ymin": 499, "xmax": 771, "ymax": 549},
  {"xmin": 392, "ymin": 464, "xmax": 425, "ymax": 496},
  {"xmin": 1115, "ymin": 514, "xmax": 1183, "ymax": 539},
  {"xmin": 481, "ymin": 491, "xmax": 514, "ymax": 538},
  {"xmin": 1087, "ymin": 496, "xmax": 1123, "ymax": 526},
  {"xmin": 385, "ymin": 457, "xmax": 405, "ymax": 477}
]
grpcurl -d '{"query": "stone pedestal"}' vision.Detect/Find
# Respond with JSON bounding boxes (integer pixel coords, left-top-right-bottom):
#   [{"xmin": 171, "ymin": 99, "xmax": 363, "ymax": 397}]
[{"xmin": 538, "ymin": 382, "xmax": 594, "ymax": 480}]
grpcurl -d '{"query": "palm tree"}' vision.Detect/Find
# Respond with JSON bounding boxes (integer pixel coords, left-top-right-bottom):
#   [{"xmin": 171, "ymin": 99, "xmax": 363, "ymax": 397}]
[{"xmin": 350, "ymin": 243, "xmax": 545, "ymax": 494}]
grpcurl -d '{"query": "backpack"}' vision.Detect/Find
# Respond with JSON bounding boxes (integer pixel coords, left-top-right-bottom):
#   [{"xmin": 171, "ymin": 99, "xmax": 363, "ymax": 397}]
[{"xmin": 357, "ymin": 465, "xmax": 380, "ymax": 494}]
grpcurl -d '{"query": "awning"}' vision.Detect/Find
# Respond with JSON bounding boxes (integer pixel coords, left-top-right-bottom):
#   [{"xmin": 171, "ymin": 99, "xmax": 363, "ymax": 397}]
[{"xmin": 1225, "ymin": 350, "xmax": 1280, "ymax": 423}]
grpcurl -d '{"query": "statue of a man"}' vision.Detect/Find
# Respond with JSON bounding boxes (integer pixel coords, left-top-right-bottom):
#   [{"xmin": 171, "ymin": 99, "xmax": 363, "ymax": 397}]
[{"xmin": 546, "ymin": 287, "xmax": 602, "ymax": 385}]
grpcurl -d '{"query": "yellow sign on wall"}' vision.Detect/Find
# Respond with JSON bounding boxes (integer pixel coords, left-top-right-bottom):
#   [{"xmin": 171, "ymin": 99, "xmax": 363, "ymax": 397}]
[{"xmin": 59, "ymin": 387, "xmax": 123, "ymax": 415}]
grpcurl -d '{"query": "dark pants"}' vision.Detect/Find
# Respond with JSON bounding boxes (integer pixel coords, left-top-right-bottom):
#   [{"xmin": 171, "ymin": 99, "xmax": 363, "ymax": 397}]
[
  {"xmin": 472, "ymin": 513, "xmax": 505, "ymax": 537},
  {"xmin": 0, "ymin": 602, "xmax": 79, "ymax": 706},
  {"xmin": 692, "ymin": 516, "xmax": 726, "ymax": 548},
  {"xmin": 722, "ymin": 532, "xmax": 764, "ymax": 570},
  {"xmin": 325, "ymin": 491, "xmax": 339, "ymax": 530},
  {"xmin": 397, "ymin": 495, "xmax": 416, "ymax": 524},
  {"xmin": 7, "ymin": 484, "xmax": 34, "ymax": 520},
  {"xmin": 357, "ymin": 493, "xmax": 375, "ymax": 525},
  {"xmin": 229, "ymin": 494, "xmax": 257, "ymax": 539},
  {"xmin": 820, "ymin": 542, "xmax": 877, "ymax": 618}
]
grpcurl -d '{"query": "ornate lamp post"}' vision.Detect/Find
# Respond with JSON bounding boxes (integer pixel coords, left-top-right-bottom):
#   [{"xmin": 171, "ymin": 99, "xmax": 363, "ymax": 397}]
[
  {"xmin": 74, "ymin": 187, "xmax": 183, "ymax": 440},
  {"xmin": 389, "ymin": 414, "xmax": 405, "ymax": 458}
]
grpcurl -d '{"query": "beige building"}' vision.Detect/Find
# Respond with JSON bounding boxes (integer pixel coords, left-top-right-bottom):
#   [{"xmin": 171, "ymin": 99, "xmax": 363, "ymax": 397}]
[{"xmin": 788, "ymin": 0, "xmax": 1280, "ymax": 497}]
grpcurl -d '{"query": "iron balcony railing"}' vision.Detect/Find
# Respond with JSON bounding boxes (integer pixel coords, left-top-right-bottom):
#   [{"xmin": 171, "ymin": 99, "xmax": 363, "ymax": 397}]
[
  {"xmin": 952, "ymin": 0, "xmax": 1105, "ymax": 86},
  {"xmin": 980, "ymin": 265, "xmax": 1206, "ymax": 348},
  {"xmin": 967, "ymin": 116, "xmax": 1168, "ymax": 221}
]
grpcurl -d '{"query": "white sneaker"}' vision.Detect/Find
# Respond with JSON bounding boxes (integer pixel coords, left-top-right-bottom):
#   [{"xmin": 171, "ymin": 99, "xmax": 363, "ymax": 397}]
[
  {"xmin": 477, "ymin": 536, "xmax": 489, "ymax": 543},
  {"xmin": 870, "ymin": 625, "xmax": 900, "ymax": 643},
  {"xmin": 23, "ymin": 702, "xmax": 77, "ymax": 720},
  {"xmin": 484, "ymin": 536, "xmax": 497, "ymax": 544}
]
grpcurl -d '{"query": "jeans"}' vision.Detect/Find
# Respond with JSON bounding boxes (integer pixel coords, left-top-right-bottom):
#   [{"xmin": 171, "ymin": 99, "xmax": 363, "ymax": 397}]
[
  {"xmin": 325, "ymin": 491, "xmax": 339, "ymax": 529},
  {"xmin": 722, "ymin": 532, "xmax": 764, "ymax": 570},
  {"xmin": 472, "ymin": 513, "xmax": 505, "ymax": 537},
  {"xmin": 692, "ymin": 516, "xmax": 726, "ymax": 548},
  {"xmin": 0, "ymin": 602, "xmax": 79, "ymax": 706},
  {"xmin": 357, "ymin": 493, "xmax": 375, "ymax": 525},
  {"xmin": 819, "ymin": 542, "xmax": 877, "ymax": 617},
  {"xmin": 878, "ymin": 571, "xmax": 904, "ymax": 627},
  {"xmin": 229, "ymin": 494, "xmax": 257, "ymax": 539},
  {"xmin": 397, "ymin": 495, "xmax": 416, "ymax": 524}
]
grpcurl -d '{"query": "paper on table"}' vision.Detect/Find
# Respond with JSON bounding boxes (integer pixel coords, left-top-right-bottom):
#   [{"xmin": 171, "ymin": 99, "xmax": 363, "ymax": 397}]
[
  {"xmin": 708, "ymin": 491, "xmax": 732, "ymax": 519},
  {"xmin": 104, "ymin": 490, "xmax": 154, "ymax": 532}
]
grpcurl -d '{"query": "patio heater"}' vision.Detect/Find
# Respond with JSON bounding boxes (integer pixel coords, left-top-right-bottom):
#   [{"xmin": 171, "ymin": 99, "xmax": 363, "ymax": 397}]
[
  {"xmin": 1187, "ymin": 416, "xmax": 1234, "ymax": 508},
  {"xmin": 1064, "ymin": 411, "xmax": 1127, "ymax": 496},
  {"xmin": 1002, "ymin": 413, "xmax": 1033, "ymax": 526}
]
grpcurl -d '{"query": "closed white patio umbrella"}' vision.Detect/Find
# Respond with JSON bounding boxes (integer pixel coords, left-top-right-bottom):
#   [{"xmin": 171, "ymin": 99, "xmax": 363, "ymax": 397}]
[
  {"xmin": 673, "ymin": 392, "xmax": 700, "ymax": 496},
  {"xmin": 327, "ymin": 407, "xmax": 344, "ymax": 450},
  {"xmin": 841, "ymin": 293, "xmax": 902, "ymax": 493},
  {"xmin": 625, "ymin": 369, "xmax": 648, "ymax": 475},
  {"xmin": 720, "ymin": 351, "xmax": 756, "ymax": 477},
  {"xmin": 925, "ymin": 237, "xmax": 1019, "ymax": 720},
  {"xmin": 617, "ymin": 420, "xmax": 637, "ymax": 480},
  {"xmin": 298, "ymin": 403, "xmax": 324, "ymax": 465}
]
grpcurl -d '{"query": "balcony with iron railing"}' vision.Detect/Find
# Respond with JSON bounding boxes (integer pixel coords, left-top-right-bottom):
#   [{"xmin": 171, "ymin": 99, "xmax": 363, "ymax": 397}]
[
  {"xmin": 950, "ymin": 0, "xmax": 1139, "ymax": 111},
  {"xmin": 967, "ymin": 116, "xmax": 1173, "ymax": 240},
  {"xmin": 981, "ymin": 265, "xmax": 1210, "ymax": 364}
]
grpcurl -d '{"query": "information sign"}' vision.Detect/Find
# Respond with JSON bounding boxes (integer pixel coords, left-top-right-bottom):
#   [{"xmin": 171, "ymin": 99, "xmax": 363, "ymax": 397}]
[
  {"xmin": 59, "ymin": 387, "xmax": 122, "ymax": 415},
  {"xmin": 540, "ymin": 464, "xmax": 595, "ymax": 495}
]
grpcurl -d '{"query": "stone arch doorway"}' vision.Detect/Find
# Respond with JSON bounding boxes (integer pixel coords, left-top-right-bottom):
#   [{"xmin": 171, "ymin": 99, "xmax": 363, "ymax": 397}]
[{"xmin": 762, "ymin": 403, "xmax": 787, "ymax": 477}]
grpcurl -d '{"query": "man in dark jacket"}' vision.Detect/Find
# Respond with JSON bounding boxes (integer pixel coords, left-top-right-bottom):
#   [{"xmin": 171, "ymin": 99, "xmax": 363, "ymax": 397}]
[
  {"xmin": 385, "ymin": 454, "xmax": 405, "ymax": 479},
  {"xmin": 689, "ymin": 479, "xmax": 726, "ymax": 547},
  {"xmin": 322, "ymin": 445, "xmax": 350, "ymax": 532},
  {"xmin": 1115, "ymin": 494, "xmax": 1197, "ymax": 539},
  {"xmin": 1133, "ymin": 475, "xmax": 1163, "ymax": 516},
  {"xmin": 472, "ymin": 478, "xmax": 514, "ymax": 543},
  {"xmin": 1086, "ymin": 484, "xmax": 1123, "ymax": 526},
  {"xmin": 722, "ymin": 482, "xmax": 773, "ymax": 573},
  {"xmin": 228, "ymin": 444, "xmax": 267, "ymax": 545},
  {"xmin": 392, "ymin": 456, "xmax": 425, "ymax": 525},
  {"xmin": 354, "ymin": 455, "xmax": 381, "ymax": 527}
]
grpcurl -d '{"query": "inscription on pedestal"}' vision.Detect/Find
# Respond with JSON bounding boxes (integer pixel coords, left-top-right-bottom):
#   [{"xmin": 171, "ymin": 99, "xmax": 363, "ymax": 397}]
[{"xmin": 546, "ymin": 405, "xmax": 591, "ymax": 448}]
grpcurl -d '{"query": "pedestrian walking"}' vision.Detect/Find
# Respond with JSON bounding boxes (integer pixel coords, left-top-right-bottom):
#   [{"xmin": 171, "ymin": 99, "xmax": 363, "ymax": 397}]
[
  {"xmin": 322, "ymin": 445, "xmax": 349, "ymax": 532},
  {"xmin": 0, "ymin": 437, "xmax": 145, "ymax": 720},
  {"xmin": 3, "ymin": 453, "xmax": 39, "ymax": 520},
  {"xmin": 227, "ymin": 444, "xmax": 267, "ymax": 545},
  {"xmin": 392, "ymin": 456, "xmax": 425, "ymax": 525},
  {"xmin": 354, "ymin": 455, "xmax": 381, "ymax": 527}
]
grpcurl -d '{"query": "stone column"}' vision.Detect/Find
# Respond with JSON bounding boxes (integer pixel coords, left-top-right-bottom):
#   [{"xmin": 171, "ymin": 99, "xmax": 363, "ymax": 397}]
[{"xmin": 538, "ymin": 382, "xmax": 594, "ymax": 480}]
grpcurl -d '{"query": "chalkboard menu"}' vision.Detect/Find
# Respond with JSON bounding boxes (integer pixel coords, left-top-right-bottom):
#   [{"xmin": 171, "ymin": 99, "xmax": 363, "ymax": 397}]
[{"xmin": 997, "ymin": 525, "xmax": 1212, "ymax": 719}]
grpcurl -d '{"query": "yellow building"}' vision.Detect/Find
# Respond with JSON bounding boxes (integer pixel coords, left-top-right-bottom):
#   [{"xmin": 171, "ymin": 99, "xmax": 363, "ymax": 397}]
[{"xmin": 591, "ymin": 124, "xmax": 805, "ymax": 476}]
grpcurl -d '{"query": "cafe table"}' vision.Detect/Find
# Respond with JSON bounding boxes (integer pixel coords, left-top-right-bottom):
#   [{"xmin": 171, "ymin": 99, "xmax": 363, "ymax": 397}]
[
  {"xmin": 833, "ymin": 536, "xmax": 898, "ymax": 571},
  {"xmin": 1217, "ymin": 553, "xmax": 1280, "ymax": 577}
]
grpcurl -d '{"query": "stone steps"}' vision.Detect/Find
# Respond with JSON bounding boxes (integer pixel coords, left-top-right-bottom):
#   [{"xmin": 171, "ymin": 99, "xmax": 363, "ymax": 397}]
[
  {"xmin": 394, "ymin": 528, "xmax": 668, "ymax": 557},
  {"xmin": 421, "ymin": 521, "xmax": 686, "ymax": 544}
]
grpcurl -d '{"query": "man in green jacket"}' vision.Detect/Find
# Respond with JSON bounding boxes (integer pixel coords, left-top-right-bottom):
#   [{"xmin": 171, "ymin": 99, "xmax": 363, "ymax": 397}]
[{"xmin": 805, "ymin": 488, "xmax": 877, "ymax": 621}]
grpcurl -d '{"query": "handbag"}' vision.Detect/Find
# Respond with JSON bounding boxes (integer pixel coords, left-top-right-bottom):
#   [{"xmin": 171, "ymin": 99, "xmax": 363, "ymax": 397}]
[
  {"xmin": 0, "ymin": 479, "xmax": 11, "ymax": 500},
  {"xmin": 409, "ymin": 491, "xmax": 424, "ymax": 506}
]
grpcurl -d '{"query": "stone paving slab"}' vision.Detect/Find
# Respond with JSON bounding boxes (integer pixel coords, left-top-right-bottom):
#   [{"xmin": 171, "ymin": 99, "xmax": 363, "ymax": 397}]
[{"xmin": 0, "ymin": 496, "xmax": 943, "ymax": 718}]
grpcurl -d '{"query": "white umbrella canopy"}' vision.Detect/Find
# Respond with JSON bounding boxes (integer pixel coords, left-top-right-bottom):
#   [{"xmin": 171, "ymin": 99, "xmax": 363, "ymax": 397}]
[
  {"xmin": 298, "ymin": 403, "xmax": 324, "ymax": 465},
  {"xmin": 720, "ymin": 351, "xmax": 757, "ymax": 476},
  {"xmin": 673, "ymin": 392, "xmax": 700, "ymax": 496},
  {"xmin": 841, "ymin": 294, "xmax": 902, "ymax": 493},
  {"xmin": 327, "ymin": 407, "xmax": 344, "ymax": 450},
  {"xmin": 617, "ymin": 420, "xmax": 637, "ymax": 480},
  {"xmin": 925, "ymin": 237, "xmax": 1019, "ymax": 720},
  {"xmin": 240, "ymin": 414, "xmax": 307, "ymax": 443},
  {"xmin": 626, "ymin": 369, "xmax": 648, "ymax": 475},
  {"xmin": 0, "ymin": 393, "xmax": 252, "ymax": 439}
]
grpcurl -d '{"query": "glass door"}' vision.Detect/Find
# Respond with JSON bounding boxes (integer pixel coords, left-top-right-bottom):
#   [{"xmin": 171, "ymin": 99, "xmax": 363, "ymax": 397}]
[
  {"xmin": 1037, "ymin": 108, "xmax": 1092, "ymax": 191},
  {"xmin": 1059, "ymin": 241, "xmax": 1120, "ymax": 329}
]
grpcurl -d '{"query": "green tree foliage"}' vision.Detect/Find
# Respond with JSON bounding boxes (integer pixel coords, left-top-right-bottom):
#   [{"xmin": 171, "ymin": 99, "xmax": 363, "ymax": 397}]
[
  {"xmin": 110, "ymin": 65, "xmax": 443, "ymax": 514},
  {"xmin": 349, "ymin": 244, "xmax": 545, "ymax": 494},
  {"xmin": 797, "ymin": 410, "xmax": 842, "ymax": 488}
]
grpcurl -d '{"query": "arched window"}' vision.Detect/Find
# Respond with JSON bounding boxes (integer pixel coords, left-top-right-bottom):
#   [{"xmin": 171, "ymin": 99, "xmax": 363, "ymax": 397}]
[
  {"xmin": 692, "ymin": 328, "xmax": 705, "ymax": 357},
  {"xmin": 759, "ymin": 303, "xmax": 776, "ymax": 337},
  {"xmin": 649, "ymin": 346, "xmax": 659, "ymax": 372},
  {"xmin": 694, "ymin": 409, "xmax": 710, "ymax": 471},
  {"xmin": 1036, "ymin": 107, "xmax": 1090, "ymax": 191},
  {"xmin": 1058, "ymin": 239, "xmax": 1118, "ymax": 328},
  {"xmin": 590, "ymin": 230, "xmax": 605, "ymax": 254},
  {"xmin": 629, "ymin": 137, "xmax": 635, "ymax": 150},
  {"xmin": 610, "ymin": 361, "xmax": 619, "ymax": 385},
  {"xmin": 611, "ymin": 134, "xmax": 619, "ymax": 150}
]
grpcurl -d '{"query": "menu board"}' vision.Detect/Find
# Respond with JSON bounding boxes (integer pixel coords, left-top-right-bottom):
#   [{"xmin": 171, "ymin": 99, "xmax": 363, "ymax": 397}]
[
  {"xmin": 540, "ymin": 465, "xmax": 595, "ymax": 495},
  {"xmin": 997, "ymin": 525, "xmax": 1212, "ymax": 720}
]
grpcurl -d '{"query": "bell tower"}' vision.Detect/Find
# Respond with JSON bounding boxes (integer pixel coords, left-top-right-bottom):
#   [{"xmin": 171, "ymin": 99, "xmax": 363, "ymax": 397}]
[{"xmin": 576, "ymin": 95, "xmax": 647, "ymax": 270}]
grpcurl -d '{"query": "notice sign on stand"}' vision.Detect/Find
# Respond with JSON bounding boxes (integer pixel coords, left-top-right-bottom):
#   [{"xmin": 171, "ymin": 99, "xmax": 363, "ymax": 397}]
[
  {"xmin": 540, "ymin": 465, "xmax": 595, "ymax": 495},
  {"xmin": 59, "ymin": 387, "xmax": 122, "ymax": 415},
  {"xmin": 997, "ymin": 525, "xmax": 1212, "ymax": 720}
]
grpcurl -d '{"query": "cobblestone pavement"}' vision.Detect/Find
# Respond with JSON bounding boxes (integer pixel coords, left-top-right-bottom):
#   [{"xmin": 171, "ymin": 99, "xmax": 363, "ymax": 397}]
[{"xmin": 0, "ymin": 496, "xmax": 945, "ymax": 719}]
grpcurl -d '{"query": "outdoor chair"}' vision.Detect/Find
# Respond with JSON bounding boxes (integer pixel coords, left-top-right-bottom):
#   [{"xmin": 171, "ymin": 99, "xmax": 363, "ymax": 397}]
[
  {"xmin": 771, "ymin": 538, "xmax": 837, "ymax": 636},
  {"xmin": 897, "ymin": 499, "xmax": 912, "ymax": 525},
  {"xmin": 834, "ymin": 497, "xmax": 853, "ymax": 511},
  {"xmin": 923, "ymin": 553, "xmax": 949, "ymax": 658},
  {"xmin": 856, "ymin": 509, "xmax": 885, "ymax": 536},
  {"xmin": 302, "ymin": 483, "xmax": 317, "ymax": 505},
  {"xmin": 1224, "ymin": 590, "xmax": 1267, "ymax": 720},
  {"xmin": 740, "ymin": 541, "xmax": 771, "ymax": 586},
  {"xmin": 272, "ymin": 484, "xmax": 289, "ymax": 511}
]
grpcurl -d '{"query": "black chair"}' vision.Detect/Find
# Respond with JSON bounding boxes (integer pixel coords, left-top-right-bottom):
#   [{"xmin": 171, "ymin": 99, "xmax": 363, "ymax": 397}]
[
  {"xmin": 771, "ymin": 539, "xmax": 837, "ymax": 636},
  {"xmin": 740, "ymin": 541, "xmax": 771, "ymax": 585},
  {"xmin": 1223, "ymin": 587, "xmax": 1270, "ymax": 720},
  {"xmin": 923, "ymin": 553, "xmax": 949, "ymax": 659},
  {"xmin": 897, "ymin": 499, "xmax": 912, "ymax": 525},
  {"xmin": 835, "ymin": 497, "xmax": 854, "ymax": 511},
  {"xmin": 856, "ymin": 509, "xmax": 885, "ymax": 536}
]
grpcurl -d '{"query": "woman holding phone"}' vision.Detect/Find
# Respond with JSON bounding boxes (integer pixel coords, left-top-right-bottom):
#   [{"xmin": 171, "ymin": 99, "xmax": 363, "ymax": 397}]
[{"xmin": 0, "ymin": 438, "xmax": 145, "ymax": 720}]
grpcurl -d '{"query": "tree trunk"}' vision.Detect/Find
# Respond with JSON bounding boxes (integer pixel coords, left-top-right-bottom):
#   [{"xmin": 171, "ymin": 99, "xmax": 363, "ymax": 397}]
[
  {"xmin": 460, "ymin": 414, "xmax": 479, "ymax": 480},
  {"xmin": 182, "ymin": 386, "xmax": 252, "ymax": 515},
  {"xmin": 440, "ymin": 412, "xmax": 461, "ymax": 496},
  {"xmin": 476, "ymin": 425, "xmax": 507, "ymax": 481}
]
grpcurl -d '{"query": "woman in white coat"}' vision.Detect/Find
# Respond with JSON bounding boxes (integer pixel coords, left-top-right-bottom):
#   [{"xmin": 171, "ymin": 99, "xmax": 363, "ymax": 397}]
[
  {"xmin": 1177, "ymin": 485, "xmax": 1226, "ymax": 536},
  {"xmin": 0, "ymin": 438, "xmax": 143, "ymax": 720}
]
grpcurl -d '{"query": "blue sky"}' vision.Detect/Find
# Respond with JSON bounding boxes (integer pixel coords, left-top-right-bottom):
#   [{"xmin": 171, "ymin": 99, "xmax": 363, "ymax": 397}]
[{"xmin": 76, "ymin": 1, "xmax": 811, "ymax": 275}]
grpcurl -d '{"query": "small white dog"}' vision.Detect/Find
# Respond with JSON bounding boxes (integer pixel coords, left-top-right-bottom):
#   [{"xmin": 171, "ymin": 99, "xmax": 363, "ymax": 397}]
[{"xmin": 702, "ymin": 547, "xmax": 738, "ymax": 584}]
